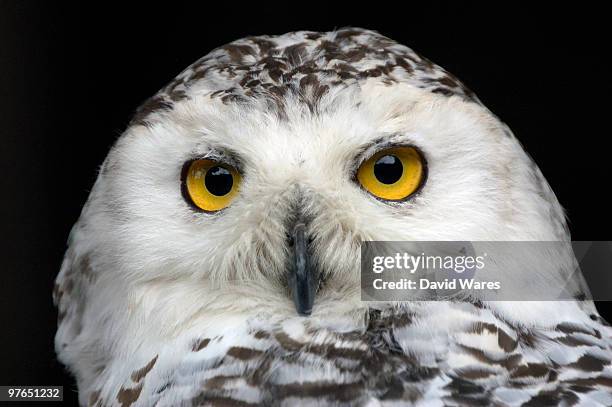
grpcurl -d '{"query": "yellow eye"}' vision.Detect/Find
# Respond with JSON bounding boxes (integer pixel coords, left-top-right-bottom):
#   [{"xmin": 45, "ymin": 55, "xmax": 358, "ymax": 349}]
[
  {"xmin": 182, "ymin": 159, "xmax": 241, "ymax": 212},
  {"xmin": 356, "ymin": 146, "xmax": 425, "ymax": 201}
]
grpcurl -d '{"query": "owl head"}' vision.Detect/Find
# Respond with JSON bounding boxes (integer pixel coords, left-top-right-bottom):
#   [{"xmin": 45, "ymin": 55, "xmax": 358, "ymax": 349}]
[{"xmin": 54, "ymin": 28, "xmax": 573, "ymax": 382}]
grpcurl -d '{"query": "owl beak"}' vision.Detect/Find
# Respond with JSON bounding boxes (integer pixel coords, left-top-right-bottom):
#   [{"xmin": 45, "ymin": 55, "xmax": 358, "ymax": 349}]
[{"xmin": 289, "ymin": 221, "xmax": 317, "ymax": 316}]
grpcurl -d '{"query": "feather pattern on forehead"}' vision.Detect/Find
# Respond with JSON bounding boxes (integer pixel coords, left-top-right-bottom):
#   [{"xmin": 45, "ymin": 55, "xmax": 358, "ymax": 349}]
[{"xmin": 131, "ymin": 28, "xmax": 479, "ymax": 126}]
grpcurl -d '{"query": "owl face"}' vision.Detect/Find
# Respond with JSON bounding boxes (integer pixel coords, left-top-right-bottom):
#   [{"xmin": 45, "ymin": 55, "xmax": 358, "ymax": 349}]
[
  {"xmin": 53, "ymin": 31, "xmax": 581, "ymax": 400},
  {"xmin": 77, "ymin": 80, "xmax": 564, "ymax": 320}
]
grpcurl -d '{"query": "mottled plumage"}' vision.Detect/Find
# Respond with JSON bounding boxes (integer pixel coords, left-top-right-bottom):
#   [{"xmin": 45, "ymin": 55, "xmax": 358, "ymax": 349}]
[
  {"xmin": 131, "ymin": 28, "xmax": 476, "ymax": 126},
  {"xmin": 55, "ymin": 28, "xmax": 612, "ymax": 406},
  {"xmin": 84, "ymin": 304, "xmax": 612, "ymax": 406}
]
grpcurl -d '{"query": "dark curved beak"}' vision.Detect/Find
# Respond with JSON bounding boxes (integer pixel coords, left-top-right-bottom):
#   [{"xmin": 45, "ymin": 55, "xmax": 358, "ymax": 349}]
[{"xmin": 288, "ymin": 221, "xmax": 317, "ymax": 316}]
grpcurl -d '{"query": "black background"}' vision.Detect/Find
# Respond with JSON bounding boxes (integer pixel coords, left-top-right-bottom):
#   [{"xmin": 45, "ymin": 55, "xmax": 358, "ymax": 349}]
[{"xmin": 1, "ymin": 3, "xmax": 611, "ymax": 405}]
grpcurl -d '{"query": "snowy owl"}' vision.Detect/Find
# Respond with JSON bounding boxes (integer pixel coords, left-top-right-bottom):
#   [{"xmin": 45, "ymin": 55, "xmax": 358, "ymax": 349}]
[{"xmin": 54, "ymin": 28, "xmax": 612, "ymax": 406}]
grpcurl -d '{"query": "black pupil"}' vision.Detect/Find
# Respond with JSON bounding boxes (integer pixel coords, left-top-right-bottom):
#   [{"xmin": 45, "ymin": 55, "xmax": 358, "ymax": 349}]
[
  {"xmin": 373, "ymin": 155, "xmax": 403, "ymax": 184},
  {"xmin": 204, "ymin": 166, "xmax": 233, "ymax": 196}
]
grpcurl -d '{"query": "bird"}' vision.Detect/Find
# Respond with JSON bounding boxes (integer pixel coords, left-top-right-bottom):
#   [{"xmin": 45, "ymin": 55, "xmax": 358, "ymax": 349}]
[{"xmin": 53, "ymin": 28, "xmax": 612, "ymax": 406}]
